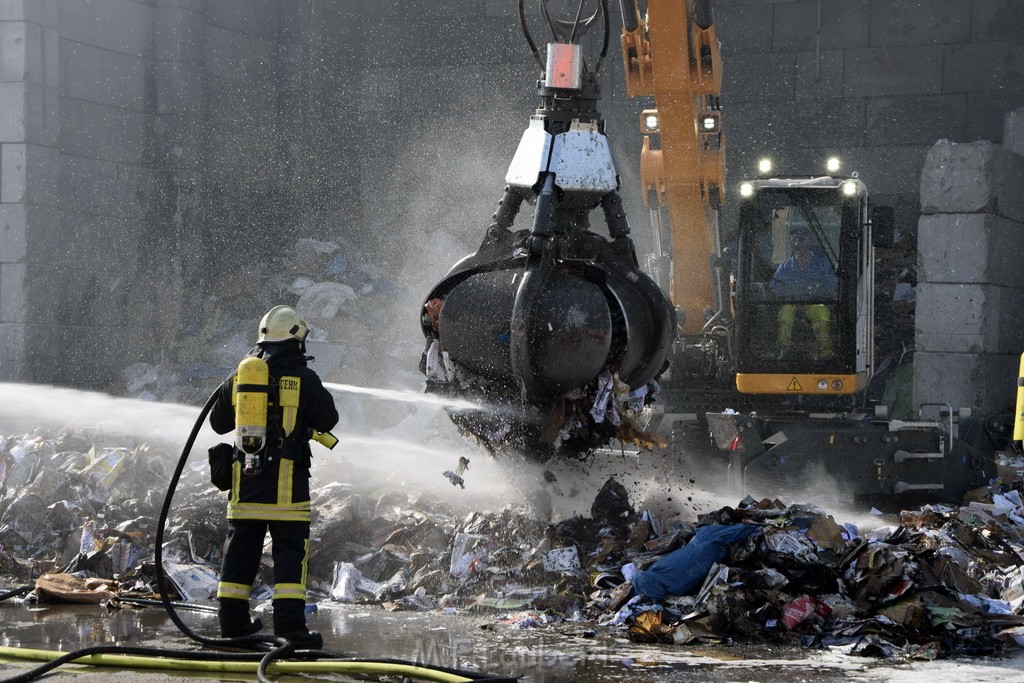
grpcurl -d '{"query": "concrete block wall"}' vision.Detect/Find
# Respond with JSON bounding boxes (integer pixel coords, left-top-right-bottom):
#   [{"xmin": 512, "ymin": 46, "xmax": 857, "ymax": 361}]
[
  {"xmin": 1, "ymin": 1, "xmax": 1023, "ymax": 392},
  {"xmin": 0, "ymin": 0, "xmax": 325, "ymax": 388},
  {"xmin": 714, "ymin": 0, "xmax": 1024, "ymax": 237},
  {"xmin": 914, "ymin": 132, "xmax": 1024, "ymax": 414}
]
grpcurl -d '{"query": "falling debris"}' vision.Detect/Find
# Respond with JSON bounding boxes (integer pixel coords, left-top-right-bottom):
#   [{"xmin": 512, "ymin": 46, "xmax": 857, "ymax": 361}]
[{"xmin": 442, "ymin": 456, "xmax": 470, "ymax": 489}]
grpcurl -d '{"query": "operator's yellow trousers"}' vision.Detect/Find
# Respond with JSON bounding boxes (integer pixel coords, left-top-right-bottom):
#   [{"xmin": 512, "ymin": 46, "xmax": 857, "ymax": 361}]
[{"xmin": 777, "ymin": 304, "xmax": 833, "ymax": 358}]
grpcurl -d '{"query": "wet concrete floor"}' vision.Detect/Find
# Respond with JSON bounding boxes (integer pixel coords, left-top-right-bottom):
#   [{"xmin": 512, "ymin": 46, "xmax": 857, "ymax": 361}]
[{"xmin": 2, "ymin": 601, "xmax": 1024, "ymax": 682}]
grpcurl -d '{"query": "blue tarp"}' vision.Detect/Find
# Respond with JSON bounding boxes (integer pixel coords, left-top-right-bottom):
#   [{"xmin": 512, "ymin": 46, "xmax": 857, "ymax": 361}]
[{"xmin": 631, "ymin": 523, "xmax": 761, "ymax": 601}]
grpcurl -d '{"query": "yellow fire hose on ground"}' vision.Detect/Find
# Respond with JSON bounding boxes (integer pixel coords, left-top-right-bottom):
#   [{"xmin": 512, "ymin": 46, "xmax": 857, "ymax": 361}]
[{"xmin": 0, "ymin": 645, "xmax": 482, "ymax": 682}]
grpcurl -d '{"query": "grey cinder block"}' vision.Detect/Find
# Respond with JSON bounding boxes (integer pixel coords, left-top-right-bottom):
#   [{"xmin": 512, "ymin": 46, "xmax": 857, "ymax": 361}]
[
  {"xmin": 920, "ymin": 139, "xmax": 1024, "ymax": 223},
  {"xmin": 794, "ymin": 49, "xmax": 844, "ymax": 100},
  {"xmin": 912, "ymin": 350, "xmax": 1019, "ymax": 414},
  {"xmin": 723, "ymin": 52, "xmax": 796, "ymax": 102},
  {"xmin": 155, "ymin": 5, "xmax": 205, "ymax": 64},
  {"xmin": 715, "ymin": 3, "xmax": 775, "ymax": 55},
  {"xmin": 844, "ymin": 45, "xmax": 943, "ymax": 97},
  {"xmin": 92, "ymin": 0, "xmax": 155, "ymax": 59},
  {"xmin": 0, "ymin": 322, "xmax": 26, "ymax": 381},
  {"xmin": 972, "ymin": 0, "xmax": 1024, "ymax": 43},
  {"xmin": 1, "ymin": 143, "xmax": 59, "ymax": 205},
  {"xmin": 915, "ymin": 282, "xmax": 1024, "ymax": 354},
  {"xmin": 62, "ymin": 42, "xmax": 128, "ymax": 108},
  {"xmin": 0, "ymin": 262, "xmax": 25, "ymax": 323},
  {"xmin": 773, "ymin": 0, "xmax": 870, "ymax": 52},
  {"xmin": 207, "ymin": 0, "xmax": 280, "ymax": 40},
  {"xmin": 0, "ymin": 82, "xmax": 26, "ymax": 141},
  {"xmin": 865, "ymin": 94, "xmax": 967, "ymax": 147},
  {"xmin": 0, "ymin": 21, "xmax": 28, "ymax": 83},
  {"xmin": 869, "ymin": 0, "xmax": 970, "ymax": 47},
  {"xmin": 0, "ymin": 203, "xmax": 26, "ymax": 262},
  {"xmin": 966, "ymin": 90, "xmax": 1024, "ymax": 144},
  {"xmin": 918, "ymin": 213, "xmax": 1024, "ymax": 288},
  {"xmin": 154, "ymin": 61, "xmax": 202, "ymax": 116},
  {"xmin": 0, "ymin": 0, "xmax": 58, "ymax": 25},
  {"xmin": 204, "ymin": 24, "xmax": 275, "ymax": 85},
  {"xmin": 944, "ymin": 41, "xmax": 1024, "ymax": 93}
]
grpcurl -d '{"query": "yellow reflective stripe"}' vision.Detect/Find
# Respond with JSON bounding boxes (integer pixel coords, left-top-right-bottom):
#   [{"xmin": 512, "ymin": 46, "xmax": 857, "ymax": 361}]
[
  {"xmin": 217, "ymin": 582, "xmax": 251, "ymax": 600},
  {"xmin": 301, "ymin": 538, "xmax": 309, "ymax": 588},
  {"xmin": 227, "ymin": 502, "xmax": 310, "ymax": 522},
  {"xmin": 230, "ymin": 460, "xmax": 241, "ymax": 505},
  {"xmin": 282, "ymin": 407, "xmax": 297, "ymax": 436},
  {"xmin": 227, "ymin": 501, "xmax": 310, "ymax": 513},
  {"xmin": 278, "ymin": 376, "xmax": 300, "ymax": 436},
  {"xmin": 274, "ymin": 583, "xmax": 305, "ymax": 601},
  {"xmin": 227, "ymin": 509, "xmax": 311, "ymax": 522},
  {"xmin": 278, "ymin": 457, "xmax": 294, "ymax": 506}
]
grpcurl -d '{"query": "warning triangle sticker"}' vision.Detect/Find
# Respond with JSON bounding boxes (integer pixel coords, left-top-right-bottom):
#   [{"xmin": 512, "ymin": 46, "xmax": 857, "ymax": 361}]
[{"xmin": 787, "ymin": 377, "xmax": 802, "ymax": 391}]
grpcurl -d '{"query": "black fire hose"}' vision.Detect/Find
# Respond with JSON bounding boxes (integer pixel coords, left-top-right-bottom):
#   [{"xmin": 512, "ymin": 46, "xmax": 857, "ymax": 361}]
[
  {"xmin": 152, "ymin": 385, "xmax": 280, "ymax": 651},
  {"xmin": 0, "ymin": 585, "xmax": 32, "ymax": 602}
]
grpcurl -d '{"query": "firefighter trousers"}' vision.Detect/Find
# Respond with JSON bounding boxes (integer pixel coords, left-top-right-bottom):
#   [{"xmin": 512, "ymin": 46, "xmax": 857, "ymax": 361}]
[{"xmin": 217, "ymin": 519, "xmax": 311, "ymax": 635}]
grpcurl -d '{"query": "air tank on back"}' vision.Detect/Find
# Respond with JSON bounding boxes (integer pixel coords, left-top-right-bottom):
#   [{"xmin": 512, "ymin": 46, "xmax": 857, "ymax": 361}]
[{"xmin": 420, "ymin": 7, "xmax": 674, "ymax": 459}]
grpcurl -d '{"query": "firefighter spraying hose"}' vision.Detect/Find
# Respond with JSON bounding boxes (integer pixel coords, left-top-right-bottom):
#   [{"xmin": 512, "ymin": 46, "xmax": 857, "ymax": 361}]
[{"xmin": 1, "ymin": 310, "xmax": 516, "ymax": 683}]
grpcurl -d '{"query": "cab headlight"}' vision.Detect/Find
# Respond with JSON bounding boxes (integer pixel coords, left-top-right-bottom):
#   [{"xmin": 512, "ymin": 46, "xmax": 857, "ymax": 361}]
[{"xmin": 641, "ymin": 109, "xmax": 660, "ymax": 133}]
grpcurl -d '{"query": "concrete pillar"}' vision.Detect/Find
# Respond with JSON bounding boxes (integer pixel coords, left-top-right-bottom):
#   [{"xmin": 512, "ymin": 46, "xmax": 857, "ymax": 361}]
[
  {"xmin": 0, "ymin": 1, "xmax": 58, "ymax": 381},
  {"xmin": 914, "ymin": 139, "xmax": 1024, "ymax": 415},
  {"xmin": 919, "ymin": 139, "xmax": 1024, "ymax": 224}
]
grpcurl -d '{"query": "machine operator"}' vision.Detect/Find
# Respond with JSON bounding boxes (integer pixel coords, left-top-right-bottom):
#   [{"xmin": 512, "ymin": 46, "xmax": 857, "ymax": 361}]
[{"xmin": 770, "ymin": 227, "xmax": 837, "ymax": 360}]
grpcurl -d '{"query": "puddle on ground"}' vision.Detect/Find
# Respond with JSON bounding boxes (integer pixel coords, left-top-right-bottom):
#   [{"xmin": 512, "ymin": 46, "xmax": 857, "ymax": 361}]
[{"xmin": 3, "ymin": 602, "xmax": 1022, "ymax": 682}]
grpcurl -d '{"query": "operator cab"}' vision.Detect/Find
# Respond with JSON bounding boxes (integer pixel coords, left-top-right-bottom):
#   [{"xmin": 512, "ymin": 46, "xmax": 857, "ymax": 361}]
[{"xmin": 732, "ymin": 176, "xmax": 890, "ymax": 398}]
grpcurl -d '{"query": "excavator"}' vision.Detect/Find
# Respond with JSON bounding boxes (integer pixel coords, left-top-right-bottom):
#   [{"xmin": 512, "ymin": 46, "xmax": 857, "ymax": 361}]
[{"xmin": 420, "ymin": 0, "xmax": 1009, "ymax": 505}]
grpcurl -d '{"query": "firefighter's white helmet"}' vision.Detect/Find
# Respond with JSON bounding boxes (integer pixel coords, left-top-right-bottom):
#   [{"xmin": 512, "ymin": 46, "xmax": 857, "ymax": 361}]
[{"xmin": 257, "ymin": 305, "xmax": 309, "ymax": 344}]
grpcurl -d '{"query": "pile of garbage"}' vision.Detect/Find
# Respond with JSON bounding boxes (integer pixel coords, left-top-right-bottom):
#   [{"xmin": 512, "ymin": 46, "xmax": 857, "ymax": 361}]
[
  {"xmin": 111, "ymin": 236, "xmax": 418, "ymax": 419},
  {"xmin": 0, "ymin": 430, "xmax": 230, "ymax": 589},
  {"xmin": 587, "ymin": 486, "xmax": 1024, "ymax": 658},
  {"xmin": 4, "ymin": 425, "xmax": 1024, "ymax": 661}
]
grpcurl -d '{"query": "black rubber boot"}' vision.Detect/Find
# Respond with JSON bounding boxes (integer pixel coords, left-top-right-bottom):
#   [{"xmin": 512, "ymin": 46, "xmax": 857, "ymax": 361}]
[
  {"xmin": 219, "ymin": 598, "xmax": 263, "ymax": 638},
  {"xmin": 278, "ymin": 629, "xmax": 323, "ymax": 650},
  {"xmin": 273, "ymin": 598, "xmax": 322, "ymax": 649}
]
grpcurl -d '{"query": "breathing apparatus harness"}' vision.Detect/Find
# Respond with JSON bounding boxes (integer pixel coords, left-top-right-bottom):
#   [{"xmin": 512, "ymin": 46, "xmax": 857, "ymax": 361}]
[{"xmin": 233, "ymin": 349, "xmax": 339, "ymax": 477}]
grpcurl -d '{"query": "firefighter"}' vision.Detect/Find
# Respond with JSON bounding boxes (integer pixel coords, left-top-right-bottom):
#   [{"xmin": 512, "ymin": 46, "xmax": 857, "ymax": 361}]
[{"xmin": 209, "ymin": 305, "xmax": 339, "ymax": 648}]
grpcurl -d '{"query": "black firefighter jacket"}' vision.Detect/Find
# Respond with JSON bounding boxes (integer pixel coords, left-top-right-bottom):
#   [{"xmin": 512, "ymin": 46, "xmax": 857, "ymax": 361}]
[{"xmin": 210, "ymin": 341, "xmax": 339, "ymax": 522}]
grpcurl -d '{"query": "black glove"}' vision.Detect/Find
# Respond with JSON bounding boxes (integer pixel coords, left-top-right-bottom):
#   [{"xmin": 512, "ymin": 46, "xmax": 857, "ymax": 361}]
[{"xmin": 208, "ymin": 442, "xmax": 234, "ymax": 491}]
